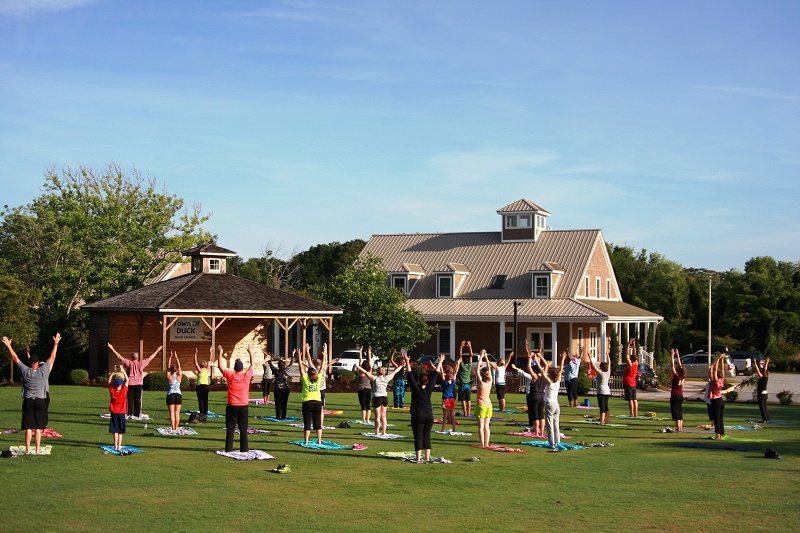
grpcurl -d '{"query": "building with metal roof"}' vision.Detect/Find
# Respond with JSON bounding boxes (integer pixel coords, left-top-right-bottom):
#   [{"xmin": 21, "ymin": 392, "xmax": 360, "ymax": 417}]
[{"xmin": 361, "ymin": 199, "xmax": 662, "ymax": 363}]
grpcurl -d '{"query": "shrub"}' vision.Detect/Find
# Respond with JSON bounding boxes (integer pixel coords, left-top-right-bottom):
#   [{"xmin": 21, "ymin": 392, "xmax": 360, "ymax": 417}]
[
  {"xmin": 69, "ymin": 369, "xmax": 89, "ymax": 386},
  {"xmin": 334, "ymin": 369, "xmax": 357, "ymax": 385},
  {"xmin": 577, "ymin": 364, "xmax": 592, "ymax": 395},
  {"xmin": 657, "ymin": 366, "xmax": 672, "ymax": 387},
  {"xmin": 724, "ymin": 390, "xmax": 738, "ymax": 402},
  {"xmin": 777, "ymin": 390, "xmax": 794, "ymax": 405}
]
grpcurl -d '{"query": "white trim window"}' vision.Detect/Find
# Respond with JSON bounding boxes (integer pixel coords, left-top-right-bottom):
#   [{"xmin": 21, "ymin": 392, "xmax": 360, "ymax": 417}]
[
  {"xmin": 584, "ymin": 276, "xmax": 590, "ymax": 298},
  {"xmin": 596, "ymin": 277, "xmax": 601, "ymax": 298},
  {"xmin": 392, "ymin": 275, "xmax": 407, "ymax": 293},
  {"xmin": 606, "ymin": 278, "xmax": 612, "ymax": 299},
  {"xmin": 590, "ymin": 328, "xmax": 598, "ymax": 358},
  {"xmin": 209, "ymin": 258, "xmax": 221, "ymax": 272},
  {"xmin": 577, "ymin": 327, "xmax": 584, "ymax": 354},
  {"xmin": 505, "ymin": 215, "xmax": 518, "ymax": 228},
  {"xmin": 536, "ymin": 215, "xmax": 546, "ymax": 229},
  {"xmin": 534, "ymin": 275, "xmax": 550, "ymax": 298},
  {"xmin": 519, "ymin": 214, "xmax": 531, "ymax": 228},
  {"xmin": 437, "ymin": 275, "xmax": 453, "ymax": 298}
]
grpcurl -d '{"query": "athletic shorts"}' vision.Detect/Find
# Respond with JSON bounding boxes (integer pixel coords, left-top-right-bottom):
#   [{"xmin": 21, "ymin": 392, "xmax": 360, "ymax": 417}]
[
  {"xmin": 476, "ymin": 405, "xmax": 492, "ymax": 419},
  {"xmin": 166, "ymin": 393, "xmax": 183, "ymax": 406},
  {"xmin": 109, "ymin": 412, "xmax": 126, "ymax": 434},
  {"xmin": 443, "ymin": 398, "xmax": 456, "ymax": 410},
  {"xmin": 495, "ymin": 384, "xmax": 507, "ymax": 400},
  {"xmin": 21, "ymin": 397, "xmax": 46, "ymax": 430},
  {"xmin": 457, "ymin": 383, "xmax": 471, "ymax": 402},
  {"xmin": 623, "ymin": 385, "xmax": 637, "ymax": 401},
  {"xmin": 372, "ymin": 396, "xmax": 388, "ymax": 408},
  {"xmin": 531, "ymin": 398, "xmax": 545, "ymax": 421},
  {"xmin": 670, "ymin": 394, "xmax": 684, "ymax": 421}
]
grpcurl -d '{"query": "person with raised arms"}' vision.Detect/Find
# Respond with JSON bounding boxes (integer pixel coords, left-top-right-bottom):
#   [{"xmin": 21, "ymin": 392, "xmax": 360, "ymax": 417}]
[
  {"xmin": 669, "ymin": 348, "xmax": 686, "ymax": 432},
  {"xmin": 108, "ymin": 365, "xmax": 129, "ymax": 451},
  {"xmin": 355, "ymin": 351, "xmax": 405, "ymax": 436},
  {"xmin": 473, "ymin": 350, "xmax": 494, "ymax": 447},
  {"xmin": 389, "ymin": 349, "xmax": 407, "ymax": 408},
  {"xmin": 166, "ymin": 351, "xmax": 183, "ymax": 431},
  {"xmin": 456, "ymin": 340, "xmax": 474, "ymax": 417},
  {"xmin": 438, "ymin": 358, "xmax": 457, "ymax": 432},
  {"xmin": 584, "ymin": 350, "xmax": 611, "ymax": 426},
  {"xmin": 540, "ymin": 351, "xmax": 567, "ymax": 451},
  {"xmin": 220, "ymin": 346, "xmax": 254, "ymax": 453},
  {"xmin": 193, "ymin": 346, "xmax": 214, "ymax": 419},
  {"xmin": 707, "ymin": 353, "xmax": 727, "ymax": 440},
  {"xmin": 623, "ymin": 338, "xmax": 639, "ymax": 417},
  {"xmin": 404, "ymin": 353, "xmax": 442, "ymax": 463},
  {"xmin": 108, "ymin": 342, "xmax": 163, "ymax": 419},
  {"xmin": 2, "ymin": 333, "xmax": 60, "ymax": 455},
  {"xmin": 753, "ymin": 356, "xmax": 771, "ymax": 423},
  {"xmin": 268, "ymin": 350, "xmax": 293, "ymax": 420},
  {"xmin": 298, "ymin": 344, "xmax": 324, "ymax": 446},
  {"xmin": 356, "ymin": 345, "xmax": 373, "ymax": 424}
]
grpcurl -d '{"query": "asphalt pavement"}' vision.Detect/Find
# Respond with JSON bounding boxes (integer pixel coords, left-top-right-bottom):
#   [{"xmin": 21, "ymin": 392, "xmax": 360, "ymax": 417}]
[{"xmin": 637, "ymin": 372, "xmax": 799, "ymax": 405}]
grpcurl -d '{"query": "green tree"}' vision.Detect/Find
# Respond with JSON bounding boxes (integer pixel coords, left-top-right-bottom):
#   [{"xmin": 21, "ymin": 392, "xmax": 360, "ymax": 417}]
[
  {"xmin": 0, "ymin": 163, "xmax": 213, "ymax": 321},
  {"xmin": 291, "ymin": 239, "xmax": 366, "ymax": 289},
  {"xmin": 311, "ymin": 254, "xmax": 435, "ymax": 357},
  {"xmin": 0, "ymin": 273, "xmax": 40, "ymax": 378}
]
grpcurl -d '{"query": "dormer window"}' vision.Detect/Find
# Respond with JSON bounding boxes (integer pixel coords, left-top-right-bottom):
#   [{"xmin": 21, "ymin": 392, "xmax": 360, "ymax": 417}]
[
  {"xmin": 505, "ymin": 216, "xmax": 518, "ymax": 229},
  {"xmin": 209, "ymin": 259, "xmax": 221, "ymax": 272},
  {"xmin": 536, "ymin": 215, "xmax": 546, "ymax": 229},
  {"xmin": 192, "ymin": 257, "xmax": 202, "ymax": 273},
  {"xmin": 437, "ymin": 275, "xmax": 453, "ymax": 298},
  {"xmin": 392, "ymin": 275, "xmax": 408, "ymax": 293},
  {"xmin": 534, "ymin": 275, "xmax": 550, "ymax": 298}
]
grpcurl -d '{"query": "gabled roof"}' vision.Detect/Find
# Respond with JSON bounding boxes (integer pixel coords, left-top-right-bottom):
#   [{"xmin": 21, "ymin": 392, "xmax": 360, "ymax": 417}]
[
  {"xmin": 497, "ymin": 198, "xmax": 551, "ymax": 215},
  {"xmin": 82, "ymin": 273, "xmax": 342, "ymax": 315},
  {"xmin": 182, "ymin": 244, "xmax": 237, "ymax": 257},
  {"xmin": 362, "ymin": 230, "xmax": 600, "ymax": 299}
]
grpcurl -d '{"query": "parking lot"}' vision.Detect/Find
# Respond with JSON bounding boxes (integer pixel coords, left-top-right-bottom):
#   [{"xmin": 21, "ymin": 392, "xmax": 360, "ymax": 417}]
[{"xmin": 638, "ymin": 372, "xmax": 800, "ymax": 405}]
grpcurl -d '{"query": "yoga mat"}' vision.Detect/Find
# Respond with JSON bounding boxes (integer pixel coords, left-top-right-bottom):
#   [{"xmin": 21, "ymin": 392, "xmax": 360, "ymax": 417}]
[
  {"xmin": 287, "ymin": 423, "xmax": 336, "ymax": 430},
  {"xmin": 377, "ymin": 451, "xmax": 451, "ymax": 463},
  {"xmin": 99, "ymin": 445, "xmax": 144, "ymax": 455},
  {"xmin": 434, "ymin": 419, "xmax": 460, "ymax": 425},
  {"xmin": 562, "ymin": 405, "xmax": 599, "ymax": 410},
  {"xmin": 182, "ymin": 410, "xmax": 222, "ymax": 418},
  {"xmin": 236, "ymin": 427, "xmax": 280, "ymax": 435},
  {"xmin": 471, "ymin": 444, "xmax": 525, "ymax": 453},
  {"xmin": 101, "ymin": 413, "xmax": 151, "ymax": 420},
  {"xmin": 348, "ymin": 420, "xmax": 394, "ymax": 427},
  {"xmin": 676, "ymin": 443, "xmax": 759, "ymax": 451},
  {"xmin": 156, "ymin": 427, "xmax": 198, "ymax": 436},
  {"xmin": 42, "ymin": 428, "xmax": 62, "ymax": 438},
  {"xmin": 456, "ymin": 414, "xmax": 504, "ymax": 421},
  {"xmin": 434, "ymin": 430, "xmax": 473, "ymax": 436},
  {"xmin": 248, "ymin": 399, "xmax": 275, "ymax": 405},
  {"xmin": 9, "ymin": 445, "xmax": 52, "ymax": 456},
  {"xmin": 2, "ymin": 428, "xmax": 18, "ymax": 434},
  {"xmin": 360, "ymin": 432, "xmax": 406, "ymax": 439},
  {"xmin": 570, "ymin": 421, "xmax": 628, "ymax": 426},
  {"xmin": 323, "ymin": 409, "xmax": 344, "ymax": 415},
  {"xmin": 614, "ymin": 415, "xmax": 668, "ymax": 420},
  {"xmin": 257, "ymin": 416, "xmax": 301, "ymax": 423},
  {"xmin": 215, "ymin": 450, "xmax": 275, "ymax": 460},
  {"xmin": 493, "ymin": 408, "xmax": 523, "ymax": 414},
  {"xmin": 506, "ymin": 431, "xmax": 570, "ymax": 439},
  {"xmin": 388, "ymin": 407, "xmax": 410, "ymax": 411},
  {"xmin": 747, "ymin": 420, "xmax": 797, "ymax": 426},
  {"xmin": 287, "ymin": 440, "xmax": 350, "ymax": 450},
  {"xmin": 520, "ymin": 441, "xmax": 585, "ymax": 451}
]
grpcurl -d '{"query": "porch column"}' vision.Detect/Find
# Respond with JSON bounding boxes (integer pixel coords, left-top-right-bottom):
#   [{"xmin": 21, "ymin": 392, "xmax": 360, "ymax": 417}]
[
  {"xmin": 551, "ymin": 321, "xmax": 557, "ymax": 364},
  {"xmin": 499, "ymin": 320, "xmax": 506, "ymax": 360},
  {"xmin": 600, "ymin": 320, "xmax": 607, "ymax": 363}
]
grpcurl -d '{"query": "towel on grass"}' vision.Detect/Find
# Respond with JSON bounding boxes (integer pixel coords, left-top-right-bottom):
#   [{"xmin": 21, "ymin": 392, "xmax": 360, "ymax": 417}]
[
  {"xmin": 236, "ymin": 427, "xmax": 280, "ymax": 435},
  {"xmin": 287, "ymin": 440, "xmax": 350, "ymax": 450},
  {"xmin": 257, "ymin": 416, "xmax": 301, "ymax": 423},
  {"xmin": 493, "ymin": 408, "xmax": 523, "ymax": 414},
  {"xmin": 323, "ymin": 409, "xmax": 344, "ymax": 415},
  {"xmin": 456, "ymin": 413, "xmax": 504, "ymax": 421},
  {"xmin": 434, "ymin": 429, "xmax": 472, "ymax": 436},
  {"xmin": 377, "ymin": 451, "xmax": 451, "ymax": 463},
  {"xmin": 520, "ymin": 441, "xmax": 585, "ymax": 451},
  {"xmin": 360, "ymin": 432, "xmax": 406, "ymax": 439},
  {"xmin": 676, "ymin": 443, "xmax": 759, "ymax": 451},
  {"xmin": 99, "ymin": 445, "xmax": 144, "ymax": 455},
  {"xmin": 215, "ymin": 450, "xmax": 275, "ymax": 460},
  {"xmin": 42, "ymin": 428, "xmax": 62, "ymax": 438},
  {"xmin": 156, "ymin": 427, "xmax": 198, "ymax": 436},
  {"xmin": 287, "ymin": 423, "xmax": 336, "ymax": 430},
  {"xmin": 614, "ymin": 415, "xmax": 668, "ymax": 420},
  {"xmin": 434, "ymin": 419, "xmax": 460, "ymax": 425},
  {"xmin": 248, "ymin": 399, "xmax": 275, "ymax": 405},
  {"xmin": 348, "ymin": 420, "xmax": 394, "ymax": 427},
  {"xmin": 748, "ymin": 420, "xmax": 796, "ymax": 426},
  {"xmin": 506, "ymin": 431, "xmax": 570, "ymax": 439},
  {"xmin": 2, "ymin": 428, "xmax": 18, "ymax": 434},
  {"xmin": 388, "ymin": 407, "xmax": 410, "ymax": 411},
  {"xmin": 570, "ymin": 420, "xmax": 628, "ymax": 427},
  {"xmin": 182, "ymin": 410, "xmax": 222, "ymax": 418},
  {"xmin": 9, "ymin": 445, "xmax": 52, "ymax": 456},
  {"xmin": 471, "ymin": 444, "xmax": 525, "ymax": 453},
  {"xmin": 563, "ymin": 405, "xmax": 599, "ymax": 410},
  {"xmin": 101, "ymin": 413, "xmax": 151, "ymax": 420}
]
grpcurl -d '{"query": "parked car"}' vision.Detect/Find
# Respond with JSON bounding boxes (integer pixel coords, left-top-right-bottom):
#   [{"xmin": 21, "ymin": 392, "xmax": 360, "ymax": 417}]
[
  {"xmin": 679, "ymin": 353, "xmax": 736, "ymax": 378},
  {"xmin": 693, "ymin": 345, "xmax": 730, "ymax": 356},
  {"xmin": 613, "ymin": 363, "xmax": 657, "ymax": 389},
  {"xmin": 330, "ymin": 349, "xmax": 381, "ymax": 372},
  {"xmin": 727, "ymin": 351, "xmax": 765, "ymax": 375},
  {"xmin": 412, "ymin": 354, "xmax": 439, "ymax": 369}
]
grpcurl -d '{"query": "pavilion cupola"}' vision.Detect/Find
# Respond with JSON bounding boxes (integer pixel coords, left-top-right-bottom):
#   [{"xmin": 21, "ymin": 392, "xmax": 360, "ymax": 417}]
[
  {"xmin": 183, "ymin": 244, "xmax": 237, "ymax": 274},
  {"xmin": 497, "ymin": 199, "xmax": 551, "ymax": 243}
]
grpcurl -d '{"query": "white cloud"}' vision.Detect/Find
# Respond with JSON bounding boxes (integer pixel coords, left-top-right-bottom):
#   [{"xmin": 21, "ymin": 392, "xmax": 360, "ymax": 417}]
[{"xmin": 0, "ymin": 0, "xmax": 98, "ymax": 16}]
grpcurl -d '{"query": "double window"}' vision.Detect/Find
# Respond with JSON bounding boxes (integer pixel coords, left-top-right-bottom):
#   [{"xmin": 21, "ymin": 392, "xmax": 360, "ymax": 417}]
[{"xmin": 505, "ymin": 214, "xmax": 531, "ymax": 228}]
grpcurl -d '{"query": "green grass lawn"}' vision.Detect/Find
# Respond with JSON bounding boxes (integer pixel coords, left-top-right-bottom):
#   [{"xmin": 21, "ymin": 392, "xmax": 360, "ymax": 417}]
[{"xmin": 1, "ymin": 385, "xmax": 798, "ymax": 532}]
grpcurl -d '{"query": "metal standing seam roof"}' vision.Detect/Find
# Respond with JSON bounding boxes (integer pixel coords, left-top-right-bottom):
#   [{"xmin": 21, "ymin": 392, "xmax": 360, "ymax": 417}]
[
  {"xmin": 81, "ymin": 273, "xmax": 342, "ymax": 315},
  {"xmin": 361, "ymin": 229, "xmax": 602, "ymax": 300},
  {"xmin": 405, "ymin": 298, "xmax": 607, "ymax": 320},
  {"xmin": 496, "ymin": 198, "xmax": 551, "ymax": 215}
]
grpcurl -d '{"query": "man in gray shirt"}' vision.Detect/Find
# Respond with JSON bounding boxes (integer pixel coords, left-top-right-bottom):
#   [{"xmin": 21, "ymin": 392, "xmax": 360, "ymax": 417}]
[{"xmin": 2, "ymin": 333, "xmax": 60, "ymax": 454}]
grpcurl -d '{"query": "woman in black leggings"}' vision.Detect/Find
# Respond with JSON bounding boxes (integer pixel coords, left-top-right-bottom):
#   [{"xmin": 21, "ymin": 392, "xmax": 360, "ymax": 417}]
[
  {"xmin": 404, "ymin": 354, "xmax": 443, "ymax": 463},
  {"xmin": 357, "ymin": 346, "xmax": 373, "ymax": 424},
  {"xmin": 268, "ymin": 352, "xmax": 293, "ymax": 419},
  {"xmin": 753, "ymin": 357, "xmax": 770, "ymax": 423}
]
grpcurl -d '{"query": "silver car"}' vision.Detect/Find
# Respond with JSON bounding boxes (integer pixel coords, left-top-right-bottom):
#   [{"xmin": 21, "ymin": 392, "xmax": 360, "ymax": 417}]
[{"xmin": 679, "ymin": 353, "xmax": 736, "ymax": 378}]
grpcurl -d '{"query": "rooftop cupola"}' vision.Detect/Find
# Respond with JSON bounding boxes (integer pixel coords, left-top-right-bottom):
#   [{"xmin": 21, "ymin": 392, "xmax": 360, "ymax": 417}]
[
  {"xmin": 497, "ymin": 199, "xmax": 551, "ymax": 243},
  {"xmin": 183, "ymin": 244, "xmax": 237, "ymax": 274}
]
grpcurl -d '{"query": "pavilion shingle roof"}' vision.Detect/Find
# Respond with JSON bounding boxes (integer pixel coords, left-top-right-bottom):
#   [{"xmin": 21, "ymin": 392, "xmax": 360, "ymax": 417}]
[{"xmin": 82, "ymin": 273, "xmax": 341, "ymax": 315}]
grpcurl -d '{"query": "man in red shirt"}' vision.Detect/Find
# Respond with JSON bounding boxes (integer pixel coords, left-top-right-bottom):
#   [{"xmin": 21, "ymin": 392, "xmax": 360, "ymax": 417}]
[
  {"xmin": 219, "ymin": 345, "xmax": 254, "ymax": 453},
  {"xmin": 623, "ymin": 339, "xmax": 639, "ymax": 417}
]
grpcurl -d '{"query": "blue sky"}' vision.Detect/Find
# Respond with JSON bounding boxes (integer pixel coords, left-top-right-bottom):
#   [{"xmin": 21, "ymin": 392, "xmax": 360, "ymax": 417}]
[{"xmin": 1, "ymin": 0, "xmax": 798, "ymax": 271}]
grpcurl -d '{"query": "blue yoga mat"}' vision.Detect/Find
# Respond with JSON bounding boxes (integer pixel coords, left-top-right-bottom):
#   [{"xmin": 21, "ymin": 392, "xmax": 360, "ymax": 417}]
[
  {"xmin": 520, "ymin": 441, "xmax": 585, "ymax": 451},
  {"xmin": 257, "ymin": 416, "xmax": 301, "ymax": 423},
  {"xmin": 287, "ymin": 440, "xmax": 349, "ymax": 450},
  {"xmin": 99, "ymin": 445, "xmax": 144, "ymax": 455}
]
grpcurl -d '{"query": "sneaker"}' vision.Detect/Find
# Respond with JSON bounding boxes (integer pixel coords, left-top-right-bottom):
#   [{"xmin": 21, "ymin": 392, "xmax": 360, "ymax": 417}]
[{"xmin": 272, "ymin": 464, "xmax": 291, "ymax": 474}]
